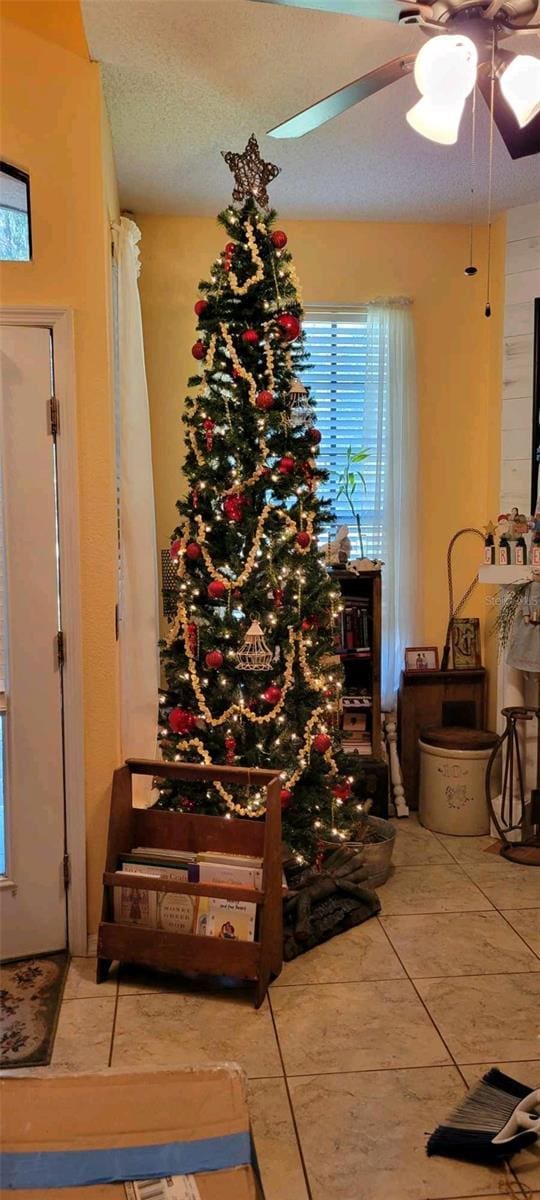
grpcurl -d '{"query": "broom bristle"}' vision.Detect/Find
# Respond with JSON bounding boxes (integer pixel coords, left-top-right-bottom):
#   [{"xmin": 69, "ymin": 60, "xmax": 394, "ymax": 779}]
[{"xmin": 427, "ymin": 1070, "xmax": 537, "ymax": 1164}]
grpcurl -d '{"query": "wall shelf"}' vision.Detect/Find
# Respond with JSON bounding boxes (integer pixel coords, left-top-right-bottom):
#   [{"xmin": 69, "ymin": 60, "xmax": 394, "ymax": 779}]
[{"xmin": 478, "ymin": 565, "xmax": 533, "ymax": 584}]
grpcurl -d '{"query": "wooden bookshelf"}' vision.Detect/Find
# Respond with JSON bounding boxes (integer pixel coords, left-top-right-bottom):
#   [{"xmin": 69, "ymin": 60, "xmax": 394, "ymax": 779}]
[
  {"xmin": 331, "ymin": 567, "xmax": 382, "ymax": 759},
  {"xmin": 97, "ymin": 759, "xmax": 283, "ymax": 1007}
]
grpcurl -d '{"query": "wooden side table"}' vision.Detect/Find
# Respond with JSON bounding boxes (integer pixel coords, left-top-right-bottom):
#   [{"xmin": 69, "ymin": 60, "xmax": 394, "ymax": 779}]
[{"xmin": 398, "ymin": 669, "xmax": 487, "ymax": 810}]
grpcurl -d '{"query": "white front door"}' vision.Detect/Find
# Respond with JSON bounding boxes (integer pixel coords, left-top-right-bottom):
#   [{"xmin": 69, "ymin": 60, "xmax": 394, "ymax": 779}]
[{"xmin": 0, "ymin": 325, "xmax": 67, "ymax": 958}]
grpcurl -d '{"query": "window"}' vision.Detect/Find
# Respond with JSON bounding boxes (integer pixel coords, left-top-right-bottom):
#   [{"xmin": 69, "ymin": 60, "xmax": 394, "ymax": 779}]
[
  {"xmin": 0, "ymin": 162, "xmax": 32, "ymax": 262},
  {"xmin": 303, "ymin": 308, "xmax": 388, "ymax": 560}
]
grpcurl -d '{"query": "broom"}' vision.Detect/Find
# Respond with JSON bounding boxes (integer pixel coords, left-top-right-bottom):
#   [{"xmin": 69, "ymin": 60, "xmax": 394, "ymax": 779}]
[{"xmin": 427, "ymin": 1069, "xmax": 540, "ymax": 1163}]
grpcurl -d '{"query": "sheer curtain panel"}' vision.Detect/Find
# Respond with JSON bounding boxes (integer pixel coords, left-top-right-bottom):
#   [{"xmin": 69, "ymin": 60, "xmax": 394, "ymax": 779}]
[
  {"xmin": 113, "ymin": 218, "xmax": 159, "ymax": 799},
  {"xmin": 368, "ymin": 302, "xmax": 417, "ymax": 709}
]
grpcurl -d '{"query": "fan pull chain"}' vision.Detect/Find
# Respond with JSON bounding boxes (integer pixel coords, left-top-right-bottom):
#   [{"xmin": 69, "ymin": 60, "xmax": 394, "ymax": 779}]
[
  {"xmin": 465, "ymin": 87, "xmax": 478, "ymax": 277},
  {"xmin": 485, "ymin": 30, "xmax": 496, "ymax": 318}
]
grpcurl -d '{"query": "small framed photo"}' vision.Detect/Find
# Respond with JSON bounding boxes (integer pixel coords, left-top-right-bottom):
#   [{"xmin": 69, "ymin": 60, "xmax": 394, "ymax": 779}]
[
  {"xmin": 405, "ymin": 646, "xmax": 439, "ymax": 673},
  {"xmin": 451, "ymin": 617, "xmax": 482, "ymax": 669}
]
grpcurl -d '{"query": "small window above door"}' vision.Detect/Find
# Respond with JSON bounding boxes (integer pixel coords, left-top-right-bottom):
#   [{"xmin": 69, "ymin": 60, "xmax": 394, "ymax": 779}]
[{"xmin": 0, "ymin": 162, "xmax": 32, "ymax": 262}]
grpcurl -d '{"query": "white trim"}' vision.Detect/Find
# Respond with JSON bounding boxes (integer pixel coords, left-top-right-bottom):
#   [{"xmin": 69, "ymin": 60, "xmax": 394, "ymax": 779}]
[{"xmin": 0, "ymin": 307, "xmax": 87, "ymax": 955}]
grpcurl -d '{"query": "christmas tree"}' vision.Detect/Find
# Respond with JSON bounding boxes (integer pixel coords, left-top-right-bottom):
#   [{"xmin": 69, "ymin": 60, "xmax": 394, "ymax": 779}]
[{"xmin": 158, "ymin": 136, "xmax": 363, "ymax": 861}]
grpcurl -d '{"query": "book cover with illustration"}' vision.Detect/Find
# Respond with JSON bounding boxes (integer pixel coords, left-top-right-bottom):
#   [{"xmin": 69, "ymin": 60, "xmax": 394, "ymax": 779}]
[{"xmin": 195, "ymin": 897, "xmax": 256, "ymax": 942}]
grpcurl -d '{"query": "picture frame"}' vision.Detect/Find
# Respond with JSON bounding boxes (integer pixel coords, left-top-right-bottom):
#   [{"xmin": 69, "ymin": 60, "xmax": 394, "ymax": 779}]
[
  {"xmin": 451, "ymin": 617, "xmax": 482, "ymax": 669},
  {"xmin": 405, "ymin": 646, "xmax": 439, "ymax": 673}
]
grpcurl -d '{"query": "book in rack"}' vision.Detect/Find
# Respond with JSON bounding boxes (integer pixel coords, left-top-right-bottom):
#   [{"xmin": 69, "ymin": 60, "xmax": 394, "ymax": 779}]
[{"xmin": 97, "ymin": 758, "xmax": 283, "ymax": 1008}]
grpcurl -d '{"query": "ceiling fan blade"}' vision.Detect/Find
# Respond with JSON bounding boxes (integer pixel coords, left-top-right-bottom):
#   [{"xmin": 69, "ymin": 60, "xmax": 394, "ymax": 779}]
[
  {"xmin": 477, "ymin": 53, "xmax": 540, "ymax": 159},
  {"xmin": 250, "ymin": 0, "xmax": 423, "ymax": 24},
  {"xmin": 267, "ymin": 54, "xmax": 416, "ymax": 138}
]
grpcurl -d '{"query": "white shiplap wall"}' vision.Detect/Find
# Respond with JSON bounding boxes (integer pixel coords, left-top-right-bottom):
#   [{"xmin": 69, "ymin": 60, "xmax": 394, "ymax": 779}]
[{"xmin": 501, "ymin": 201, "xmax": 540, "ymax": 515}]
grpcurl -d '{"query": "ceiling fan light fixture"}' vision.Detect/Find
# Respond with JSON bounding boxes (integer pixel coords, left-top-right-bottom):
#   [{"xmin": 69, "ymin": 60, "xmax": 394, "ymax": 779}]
[
  {"xmin": 500, "ymin": 55, "xmax": 540, "ymax": 129},
  {"xmin": 406, "ymin": 96, "xmax": 465, "ymax": 144}
]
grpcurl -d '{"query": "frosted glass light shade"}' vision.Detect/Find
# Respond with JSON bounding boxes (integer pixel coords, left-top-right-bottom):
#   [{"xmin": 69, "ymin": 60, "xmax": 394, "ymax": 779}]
[
  {"xmin": 406, "ymin": 96, "xmax": 465, "ymax": 144},
  {"xmin": 413, "ymin": 35, "xmax": 478, "ymax": 105},
  {"xmin": 500, "ymin": 55, "xmax": 540, "ymax": 128}
]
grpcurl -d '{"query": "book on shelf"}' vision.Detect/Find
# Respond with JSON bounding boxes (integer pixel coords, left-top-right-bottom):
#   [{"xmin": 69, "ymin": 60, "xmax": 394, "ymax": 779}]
[
  {"xmin": 189, "ymin": 860, "xmax": 263, "ymax": 889},
  {"xmin": 113, "ymin": 852, "xmax": 261, "ymax": 940},
  {"xmin": 337, "ymin": 599, "xmax": 371, "ymax": 652},
  {"xmin": 195, "ymin": 896, "xmax": 256, "ymax": 942}
]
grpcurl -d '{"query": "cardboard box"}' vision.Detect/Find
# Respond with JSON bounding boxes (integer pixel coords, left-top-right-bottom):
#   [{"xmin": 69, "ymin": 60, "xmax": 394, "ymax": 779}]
[{"xmin": 0, "ymin": 1065, "xmax": 262, "ymax": 1199}]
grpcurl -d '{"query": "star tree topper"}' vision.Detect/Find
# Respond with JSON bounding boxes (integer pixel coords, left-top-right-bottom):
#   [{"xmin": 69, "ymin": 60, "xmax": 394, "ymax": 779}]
[{"xmin": 221, "ymin": 134, "xmax": 280, "ymax": 209}]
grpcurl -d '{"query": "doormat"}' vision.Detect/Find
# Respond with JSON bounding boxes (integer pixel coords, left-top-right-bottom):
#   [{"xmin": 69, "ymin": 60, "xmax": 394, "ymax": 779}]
[{"xmin": 0, "ymin": 951, "xmax": 69, "ymax": 1068}]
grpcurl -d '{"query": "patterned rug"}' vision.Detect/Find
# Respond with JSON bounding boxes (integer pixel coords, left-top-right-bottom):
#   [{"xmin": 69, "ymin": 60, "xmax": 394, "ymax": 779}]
[{"xmin": 0, "ymin": 952, "xmax": 69, "ymax": 1068}]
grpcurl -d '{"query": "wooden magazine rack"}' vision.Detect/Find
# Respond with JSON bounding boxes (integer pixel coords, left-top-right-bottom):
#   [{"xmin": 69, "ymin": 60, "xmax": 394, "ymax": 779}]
[{"xmin": 97, "ymin": 758, "xmax": 283, "ymax": 1007}]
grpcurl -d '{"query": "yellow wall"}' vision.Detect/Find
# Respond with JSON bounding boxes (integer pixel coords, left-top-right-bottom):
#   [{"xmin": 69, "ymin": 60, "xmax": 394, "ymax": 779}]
[
  {"xmin": 137, "ymin": 213, "xmax": 504, "ymax": 722},
  {"xmin": 0, "ymin": 3, "xmax": 120, "ymax": 933}
]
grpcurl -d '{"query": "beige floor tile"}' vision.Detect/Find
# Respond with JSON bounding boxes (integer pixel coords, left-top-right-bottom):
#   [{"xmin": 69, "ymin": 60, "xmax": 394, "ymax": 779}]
[
  {"xmin": 380, "ymin": 912, "xmax": 540, "ymax": 977},
  {"xmin": 63, "ymin": 956, "xmax": 118, "ymax": 1000},
  {"xmin": 289, "ymin": 1067, "xmax": 508, "ymax": 1200},
  {"xmin": 378, "ymin": 865, "xmax": 493, "ymax": 915},
  {"xmin": 459, "ymin": 861, "xmax": 540, "ymax": 909},
  {"xmin": 248, "ymin": 1078, "xmax": 308, "ymax": 1200},
  {"xmin": 433, "ymin": 833, "xmax": 503, "ymax": 864},
  {"xmin": 459, "ymin": 1061, "xmax": 540, "ymax": 1195},
  {"xmin": 52, "ymin": 998, "xmax": 115, "ymax": 1070},
  {"xmin": 391, "ymin": 819, "xmax": 456, "ymax": 866},
  {"xmin": 271, "ymin": 979, "xmax": 450, "ymax": 1075},
  {"xmin": 415, "ymin": 973, "xmax": 540, "ymax": 1064},
  {"xmin": 273, "ymin": 918, "xmax": 404, "ymax": 987},
  {"xmin": 111, "ymin": 991, "xmax": 282, "ymax": 1078},
  {"xmin": 502, "ymin": 909, "xmax": 540, "ymax": 958}
]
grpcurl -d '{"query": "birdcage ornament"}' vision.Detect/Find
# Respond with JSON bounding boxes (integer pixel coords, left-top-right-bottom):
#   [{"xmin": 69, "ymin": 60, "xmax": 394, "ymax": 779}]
[
  {"xmin": 290, "ymin": 378, "xmax": 311, "ymax": 430},
  {"xmin": 236, "ymin": 620, "xmax": 273, "ymax": 671}
]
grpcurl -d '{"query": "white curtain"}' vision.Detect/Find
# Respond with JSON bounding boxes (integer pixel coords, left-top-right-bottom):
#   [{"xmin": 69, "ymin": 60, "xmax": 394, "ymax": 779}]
[
  {"xmin": 367, "ymin": 302, "xmax": 418, "ymax": 709},
  {"xmin": 113, "ymin": 217, "xmax": 159, "ymax": 797}
]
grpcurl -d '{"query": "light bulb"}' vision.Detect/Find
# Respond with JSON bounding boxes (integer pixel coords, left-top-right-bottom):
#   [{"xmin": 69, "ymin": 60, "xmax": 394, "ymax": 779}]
[
  {"xmin": 406, "ymin": 35, "xmax": 477, "ymax": 145},
  {"xmin": 500, "ymin": 55, "xmax": 540, "ymax": 128}
]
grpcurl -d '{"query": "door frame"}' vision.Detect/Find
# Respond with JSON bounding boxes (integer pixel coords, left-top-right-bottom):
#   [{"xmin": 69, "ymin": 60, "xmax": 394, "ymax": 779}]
[{"xmin": 0, "ymin": 307, "xmax": 87, "ymax": 955}]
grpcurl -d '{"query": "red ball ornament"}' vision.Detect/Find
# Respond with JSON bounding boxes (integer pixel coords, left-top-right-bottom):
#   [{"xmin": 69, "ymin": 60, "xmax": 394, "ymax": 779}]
[
  {"xmin": 241, "ymin": 329, "xmax": 259, "ymax": 346},
  {"xmin": 313, "ymin": 732, "xmax": 332, "ymax": 754},
  {"xmin": 276, "ymin": 313, "xmax": 301, "ymax": 343},
  {"xmin": 301, "ymin": 616, "xmax": 315, "ymax": 632},
  {"xmin": 296, "ymin": 531, "xmax": 311, "ymax": 549},
  {"xmin": 278, "ymin": 455, "xmax": 295, "ymax": 475},
  {"xmin": 223, "ymin": 493, "xmax": 245, "ymax": 523},
  {"xmin": 194, "ymin": 299, "xmax": 208, "ymax": 317},
  {"xmin": 169, "ymin": 707, "xmax": 197, "ymax": 735},
  {"xmin": 280, "ymin": 788, "xmax": 293, "ymax": 810},
  {"xmin": 271, "ymin": 230, "xmax": 288, "ymax": 250},
  {"xmin": 170, "ymin": 538, "xmax": 182, "ymax": 560},
  {"xmin": 208, "ymin": 580, "xmax": 227, "ymax": 600},
  {"xmin": 263, "ymin": 684, "xmax": 282, "ymax": 705},
  {"xmin": 308, "ymin": 428, "xmax": 322, "ymax": 445},
  {"xmin": 205, "ymin": 649, "xmax": 224, "ymax": 669},
  {"xmin": 332, "ymin": 781, "xmax": 353, "ymax": 802},
  {"xmin": 191, "ymin": 340, "xmax": 206, "ymax": 360},
  {"xmin": 185, "ymin": 541, "xmax": 201, "ymax": 561},
  {"xmin": 256, "ymin": 390, "xmax": 274, "ymax": 411},
  {"xmin": 232, "ymin": 588, "xmax": 243, "ymax": 604},
  {"xmin": 224, "ymin": 242, "xmax": 236, "ymax": 255}
]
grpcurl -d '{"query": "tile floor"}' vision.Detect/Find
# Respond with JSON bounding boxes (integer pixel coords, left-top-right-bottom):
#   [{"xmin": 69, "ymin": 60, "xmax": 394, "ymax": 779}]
[{"xmin": 53, "ymin": 816, "xmax": 540, "ymax": 1200}]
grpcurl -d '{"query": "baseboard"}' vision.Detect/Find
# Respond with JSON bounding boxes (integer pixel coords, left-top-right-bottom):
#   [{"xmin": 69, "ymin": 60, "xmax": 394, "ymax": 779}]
[{"xmin": 86, "ymin": 933, "xmax": 98, "ymax": 957}]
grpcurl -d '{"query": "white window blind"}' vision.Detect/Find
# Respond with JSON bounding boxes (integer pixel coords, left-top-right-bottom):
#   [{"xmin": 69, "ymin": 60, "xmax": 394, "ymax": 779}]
[{"xmin": 303, "ymin": 308, "xmax": 388, "ymax": 560}]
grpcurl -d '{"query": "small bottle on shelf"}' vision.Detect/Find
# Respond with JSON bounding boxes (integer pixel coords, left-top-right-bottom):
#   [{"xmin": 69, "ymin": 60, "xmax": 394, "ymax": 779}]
[
  {"xmin": 515, "ymin": 535, "xmax": 527, "ymax": 566},
  {"xmin": 498, "ymin": 534, "xmax": 511, "ymax": 566},
  {"xmin": 483, "ymin": 532, "xmax": 495, "ymax": 565},
  {"xmin": 532, "ymin": 527, "xmax": 540, "ymax": 569}
]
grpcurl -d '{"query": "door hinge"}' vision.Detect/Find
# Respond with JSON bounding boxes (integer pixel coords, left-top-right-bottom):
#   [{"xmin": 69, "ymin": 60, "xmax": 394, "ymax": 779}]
[
  {"xmin": 63, "ymin": 853, "xmax": 71, "ymax": 888},
  {"xmin": 56, "ymin": 630, "xmax": 65, "ymax": 669},
  {"xmin": 48, "ymin": 394, "xmax": 60, "ymax": 437}
]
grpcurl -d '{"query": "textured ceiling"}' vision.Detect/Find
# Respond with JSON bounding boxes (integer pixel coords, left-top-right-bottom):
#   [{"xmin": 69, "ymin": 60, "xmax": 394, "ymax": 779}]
[{"xmin": 82, "ymin": 0, "xmax": 540, "ymax": 220}]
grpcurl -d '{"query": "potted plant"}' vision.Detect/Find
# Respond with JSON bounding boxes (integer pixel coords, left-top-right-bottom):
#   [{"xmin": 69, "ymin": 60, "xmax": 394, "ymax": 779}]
[{"xmin": 334, "ymin": 446, "xmax": 369, "ymax": 559}]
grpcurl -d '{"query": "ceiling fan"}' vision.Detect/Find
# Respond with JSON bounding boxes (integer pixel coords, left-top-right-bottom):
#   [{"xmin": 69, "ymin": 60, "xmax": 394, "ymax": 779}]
[{"xmin": 250, "ymin": 0, "xmax": 540, "ymax": 157}]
